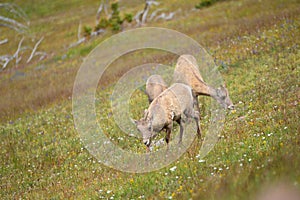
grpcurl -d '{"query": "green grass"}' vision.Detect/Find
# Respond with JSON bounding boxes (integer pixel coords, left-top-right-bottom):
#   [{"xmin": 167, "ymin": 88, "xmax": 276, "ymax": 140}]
[{"xmin": 1, "ymin": 0, "xmax": 299, "ymax": 199}]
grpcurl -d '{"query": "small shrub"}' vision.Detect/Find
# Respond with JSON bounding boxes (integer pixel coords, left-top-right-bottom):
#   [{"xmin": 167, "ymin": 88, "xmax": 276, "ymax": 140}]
[
  {"xmin": 86, "ymin": 2, "xmax": 134, "ymax": 35},
  {"xmin": 111, "ymin": 2, "xmax": 119, "ymax": 13},
  {"xmin": 95, "ymin": 18, "xmax": 109, "ymax": 31},
  {"xmin": 124, "ymin": 13, "xmax": 133, "ymax": 23},
  {"xmin": 110, "ymin": 21, "xmax": 121, "ymax": 31},
  {"xmin": 83, "ymin": 25, "xmax": 92, "ymax": 37},
  {"xmin": 109, "ymin": 2, "xmax": 123, "ymax": 31},
  {"xmin": 195, "ymin": 0, "xmax": 224, "ymax": 9}
]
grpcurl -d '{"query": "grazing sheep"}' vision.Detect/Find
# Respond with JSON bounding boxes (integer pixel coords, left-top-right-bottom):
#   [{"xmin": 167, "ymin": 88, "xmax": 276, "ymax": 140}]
[
  {"xmin": 173, "ymin": 54, "xmax": 235, "ymax": 110},
  {"xmin": 134, "ymin": 83, "xmax": 201, "ymax": 152},
  {"xmin": 146, "ymin": 74, "xmax": 167, "ymax": 103}
]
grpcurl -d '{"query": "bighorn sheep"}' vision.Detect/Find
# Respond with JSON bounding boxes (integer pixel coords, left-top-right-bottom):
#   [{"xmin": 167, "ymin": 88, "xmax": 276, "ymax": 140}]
[
  {"xmin": 146, "ymin": 74, "xmax": 167, "ymax": 103},
  {"xmin": 173, "ymin": 54, "xmax": 235, "ymax": 110},
  {"xmin": 134, "ymin": 83, "xmax": 201, "ymax": 151}
]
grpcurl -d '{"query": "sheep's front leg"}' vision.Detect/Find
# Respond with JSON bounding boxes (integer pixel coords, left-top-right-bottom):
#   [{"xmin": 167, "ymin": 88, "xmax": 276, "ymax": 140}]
[
  {"xmin": 183, "ymin": 107, "xmax": 201, "ymax": 140},
  {"xmin": 165, "ymin": 124, "xmax": 172, "ymax": 146},
  {"xmin": 177, "ymin": 119, "xmax": 184, "ymax": 144}
]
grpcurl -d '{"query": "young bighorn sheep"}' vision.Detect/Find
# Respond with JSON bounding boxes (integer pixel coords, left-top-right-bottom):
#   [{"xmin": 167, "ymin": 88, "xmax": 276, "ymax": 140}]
[
  {"xmin": 145, "ymin": 74, "xmax": 167, "ymax": 103},
  {"xmin": 173, "ymin": 54, "xmax": 235, "ymax": 110},
  {"xmin": 134, "ymin": 83, "xmax": 201, "ymax": 151}
]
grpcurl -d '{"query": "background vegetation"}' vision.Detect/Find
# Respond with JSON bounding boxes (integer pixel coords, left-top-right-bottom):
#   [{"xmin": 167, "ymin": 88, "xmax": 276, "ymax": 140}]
[{"xmin": 0, "ymin": 0, "xmax": 299, "ymax": 199}]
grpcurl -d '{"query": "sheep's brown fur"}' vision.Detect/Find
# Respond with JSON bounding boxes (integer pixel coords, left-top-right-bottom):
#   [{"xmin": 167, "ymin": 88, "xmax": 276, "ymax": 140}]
[
  {"xmin": 135, "ymin": 83, "xmax": 200, "ymax": 150},
  {"xmin": 173, "ymin": 54, "xmax": 234, "ymax": 110}
]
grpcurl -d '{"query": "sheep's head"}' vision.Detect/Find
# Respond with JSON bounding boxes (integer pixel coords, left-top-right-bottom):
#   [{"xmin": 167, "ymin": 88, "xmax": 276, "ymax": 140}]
[
  {"xmin": 215, "ymin": 85, "xmax": 235, "ymax": 110},
  {"xmin": 134, "ymin": 119, "xmax": 152, "ymax": 147}
]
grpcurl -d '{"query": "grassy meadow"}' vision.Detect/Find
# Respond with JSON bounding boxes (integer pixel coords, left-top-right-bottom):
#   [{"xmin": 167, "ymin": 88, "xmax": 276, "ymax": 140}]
[{"xmin": 1, "ymin": 0, "xmax": 299, "ymax": 199}]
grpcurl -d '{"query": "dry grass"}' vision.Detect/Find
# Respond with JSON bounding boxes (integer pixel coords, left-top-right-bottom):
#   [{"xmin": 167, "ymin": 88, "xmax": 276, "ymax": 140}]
[{"xmin": 1, "ymin": 0, "xmax": 299, "ymax": 123}]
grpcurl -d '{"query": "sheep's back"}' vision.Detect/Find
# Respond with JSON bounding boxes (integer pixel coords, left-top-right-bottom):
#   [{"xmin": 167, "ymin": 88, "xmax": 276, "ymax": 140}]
[{"xmin": 173, "ymin": 55, "xmax": 205, "ymax": 94}]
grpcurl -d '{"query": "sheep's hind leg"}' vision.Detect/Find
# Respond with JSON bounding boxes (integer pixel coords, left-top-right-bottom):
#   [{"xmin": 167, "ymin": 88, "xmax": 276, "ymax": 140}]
[
  {"xmin": 193, "ymin": 96, "xmax": 201, "ymax": 120},
  {"xmin": 184, "ymin": 108, "xmax": 202, "ymax": 139},
  {"xmin": 193, "ymin": 95, "xmax": 202, "ymax": 138},
  {"xmin": 193, "ymin": 110, "xmax": 202, "ymax": 139},
  {"xmin": 165, "ymin": 124, "xmax": 172, "ymax": 147}
]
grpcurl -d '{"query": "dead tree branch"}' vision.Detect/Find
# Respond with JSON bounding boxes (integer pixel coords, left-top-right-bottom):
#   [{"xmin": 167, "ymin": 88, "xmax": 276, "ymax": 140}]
[
  {"xmin": 134, "ymin": 10, "xmax": 144, "ymax": 25},
  {"xmin": 27, "ymin": 36, "xmax": 44, "ymax": 63},
  {"xmin": 0, "ymin": 3, "xmax": 29, "ymax": 34},
  {"xmin": 96, "ymin": 2, "xmax": 104, "ymax": 24},
  {"xmin": 96, "ymin": 0, "xmax": 109, "ymax": 24},
  {"xmin": 103, "ymin": 0, "xmax": 109, "ymax": 16},
  {"xmin": 155, "ymin": 10, "xmax": 180, "ymax": 21},
  {"xmin": 0, "ymin": 15, "xmax": 28, "ymax": 32},
  {"xmin": 0, "ymin": 3, "xmax": 29, "ymax": 25},
  {"xmin": 34, "ymin": 51, "xmax": 48, "ymax": 61},
  {"xmin": 69, "ymin": 15, "xmax": 105, "ymax": 49},
  {"xmin": 69, "ymin": 37, "xmax": 86, "ymax": 49},
  {"xmin": 0, "ymin": 55, "xmax": 13, "ymax": 70},
  {"xmin": 0, "ymin": 4, "xmax": 48, "ymax": 70},
  {"xmin": 69, "ymin": 21, "xmax": 85, "ymax": 49},
  {"xmin": 0, "ymin": 37, "xmax": 25, "ymax": 69},
  {"xmin": 149, "ymin": 8, "xmax": 164, "ymax": 21},
  {"xmin": 0, "ymin": 22, "xmax": 25, "ymax": 33},
  {"xmin": 14, "ymin": 37, "xmax": 24, "ymax": 65},
  {"xmin": 77, "ymin": 21, "xmax": 82, "ymax": 40},
  {"xmin": 141, "ymin": 2, "xmax": 150, "ymax": 25},
  {"xmin": 0, "ymin": 38, "xmax": 8, "ymax": 45},
  {"xmin": 135, "ymin": 0, "xmax": 160, "ymax": 26},
  {"xmin": 91, "ymin": 29, "xmax": 105, "ymax": 36}
]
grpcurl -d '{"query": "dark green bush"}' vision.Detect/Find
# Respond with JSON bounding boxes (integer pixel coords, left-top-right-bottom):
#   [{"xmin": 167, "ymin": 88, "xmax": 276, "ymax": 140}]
[
  {"xmin": 109, "ymin": 2, "xmax": 123, "ymax": 31},
  {"xmin": 91, "ymin": 2, "xmax": 134, "ymax": 34},
  {"xmin": 124, "ymin": 13, "xmax": 133, "ymax": 23},
  {"xmin": 195, "ymin": 0, "xmax": 225, "ymax": 9},
  {"xmin": 110, "ymin": 21, "xmax": 121, "ymax": 31}
]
